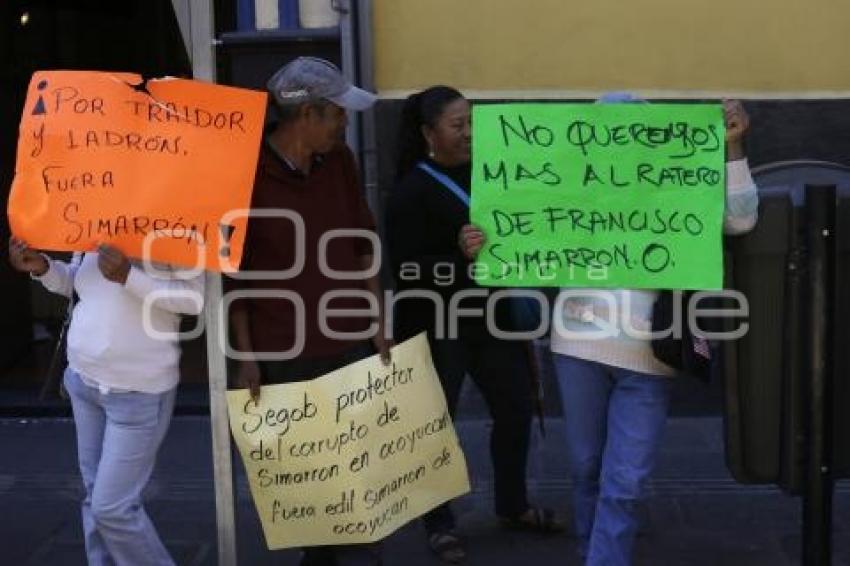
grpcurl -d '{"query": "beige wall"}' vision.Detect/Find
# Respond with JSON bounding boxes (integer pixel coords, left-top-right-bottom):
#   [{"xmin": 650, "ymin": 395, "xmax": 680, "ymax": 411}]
[{"xmin": 373, "ymin": 0, "xmax": 850, "ymax": 99}]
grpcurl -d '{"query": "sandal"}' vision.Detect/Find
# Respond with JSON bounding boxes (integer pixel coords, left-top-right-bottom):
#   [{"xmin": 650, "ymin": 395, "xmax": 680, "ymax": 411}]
[
  {"xmin": 500, "ymin": 507, "xmax": 564, "ymax": 534},
  {"xmin": 428, "ymin": 531, "xmax": 467, "ymax": 564}
]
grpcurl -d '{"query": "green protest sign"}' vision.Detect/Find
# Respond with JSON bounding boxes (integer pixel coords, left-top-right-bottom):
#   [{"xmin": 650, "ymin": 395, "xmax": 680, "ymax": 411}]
[{"xmin": 470, "ymin": 103, "xmax": 726, "ymax": 290}]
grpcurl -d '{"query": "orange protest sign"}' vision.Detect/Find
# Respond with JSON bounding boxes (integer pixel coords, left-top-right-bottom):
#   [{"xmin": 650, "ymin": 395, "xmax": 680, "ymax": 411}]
[{"xmin": 7, "ymin": 71, "xmax": 267, "ymax": 272}]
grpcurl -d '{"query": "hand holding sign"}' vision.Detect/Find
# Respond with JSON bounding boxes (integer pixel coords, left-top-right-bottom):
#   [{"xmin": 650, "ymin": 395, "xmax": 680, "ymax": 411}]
[
  {"xmin": 237, "ymin": 359, "xmax": 263, "ymax": 405},
  {"xmin": 458, "ymin": 224, "xmax": 486, "ymax": 260},
  {"xmin": 97, "ymin": 244, "xmax": 131, "ymax": 285},
  {"xmin": 8, "ymin": 237, "xmax": 48, "ymax": 276},
  {"xmin": 724, "ymin": 100, "xmax": 749, "ymax": 160},
  {"xmin": 723, "ymin": 100, "xmax": 749, "ymax": 142},
  {"xmin": 372, "ymin": 333, "xmax": 395, "ymax": 366}
]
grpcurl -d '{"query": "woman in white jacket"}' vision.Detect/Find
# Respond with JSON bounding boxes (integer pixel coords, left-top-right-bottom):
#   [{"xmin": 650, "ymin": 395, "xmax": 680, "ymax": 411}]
[
  {"xmin": 460, "ymin": 97, "xmax": 759, "ymax": 566},
  {"xmin": 8, "ymin": 241, "xmax": 204, "ymax": 566},
  {"xmin": 547, "ymin": 97, "xmax": 758, "ymax": 566}
]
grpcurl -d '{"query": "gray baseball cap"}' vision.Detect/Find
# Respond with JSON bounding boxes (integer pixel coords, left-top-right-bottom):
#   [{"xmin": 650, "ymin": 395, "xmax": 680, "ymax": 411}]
[{"xmin": 267, "ymin": 56, "xmax": 376, "ymax": 111}]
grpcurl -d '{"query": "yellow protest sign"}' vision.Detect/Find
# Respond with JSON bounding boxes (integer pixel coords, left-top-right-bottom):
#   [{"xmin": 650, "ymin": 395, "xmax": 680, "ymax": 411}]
[
  {"xmin": 7, "ymin": 70, "xmax": 266, "ymax": 272},
  {"xmin": 227, "ymin": 334, "xmax": 471, "ymax": 549}
]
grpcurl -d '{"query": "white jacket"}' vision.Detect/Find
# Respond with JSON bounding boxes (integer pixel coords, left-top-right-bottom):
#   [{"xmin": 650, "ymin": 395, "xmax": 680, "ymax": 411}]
[{"xmin": 36, "ymin": 253, "xmax": 205, "ymax": 393}]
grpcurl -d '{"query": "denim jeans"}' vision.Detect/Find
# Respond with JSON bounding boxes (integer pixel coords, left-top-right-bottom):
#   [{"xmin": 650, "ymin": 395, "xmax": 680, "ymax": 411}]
[
  {"xmin": 552, "ymin": 354, "xmax": 671, "ymax": 566},
  {"xmin": 64, "ymin": 367, "xmax": 177, "ymax": 566}
]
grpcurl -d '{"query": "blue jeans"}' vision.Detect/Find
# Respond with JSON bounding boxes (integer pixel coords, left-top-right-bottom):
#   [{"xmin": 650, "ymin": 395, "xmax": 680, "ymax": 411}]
[
  {"xmin": 64, "ymin": 367, "xmax": 177, "ymax": 566},
  {"xmin": 553, "ymin": 354, "xmax": 671, "ymax": 566}
]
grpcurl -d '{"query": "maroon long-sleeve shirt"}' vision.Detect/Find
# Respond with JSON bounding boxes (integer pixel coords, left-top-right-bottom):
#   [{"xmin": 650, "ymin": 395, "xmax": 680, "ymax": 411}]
[{"xmin": 229, "ymin": 141, "xmax": 377, "ymax": 360}]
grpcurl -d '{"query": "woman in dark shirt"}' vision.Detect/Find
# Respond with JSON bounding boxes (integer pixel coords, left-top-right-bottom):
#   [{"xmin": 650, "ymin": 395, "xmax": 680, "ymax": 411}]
[{"xmin": 385, "ymin": 86, "xmax": 561, "ymax": 563}]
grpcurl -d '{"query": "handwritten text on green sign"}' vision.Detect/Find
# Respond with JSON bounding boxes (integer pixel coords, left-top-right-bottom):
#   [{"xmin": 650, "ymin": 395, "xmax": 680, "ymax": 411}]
[{"xmin": 470, "ymin": 103, "xmax": 726, "ymax": 290}]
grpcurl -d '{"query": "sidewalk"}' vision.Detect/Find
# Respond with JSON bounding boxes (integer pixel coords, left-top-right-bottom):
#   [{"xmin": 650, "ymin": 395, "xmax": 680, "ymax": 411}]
[{"xmin": 2, "ymin": 413, "xmax": 848, "ymax": 566}]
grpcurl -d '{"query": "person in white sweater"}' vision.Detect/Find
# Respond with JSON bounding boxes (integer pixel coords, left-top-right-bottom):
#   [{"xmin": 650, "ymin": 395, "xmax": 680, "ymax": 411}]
[
  {"xmin": 8, "ymin": 240, "xmax": 204, "ymax": 566},
  {"xmin": 548, "ymin": 96, "xmax": 758, "ymax": 566},
  {"xmin": 459, "ymin": 96, "xmax": 759, "ymax": 566}
]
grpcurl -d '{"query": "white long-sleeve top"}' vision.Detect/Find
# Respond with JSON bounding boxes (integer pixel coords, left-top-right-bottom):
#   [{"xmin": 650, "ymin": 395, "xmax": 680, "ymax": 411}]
[
  {"xmin": 550, "ymin": 158, "xmax": 760, "ymax": 376},
  {"xmin": 36, "ymin": 253, "xmax": 205, "ymax": 393}
]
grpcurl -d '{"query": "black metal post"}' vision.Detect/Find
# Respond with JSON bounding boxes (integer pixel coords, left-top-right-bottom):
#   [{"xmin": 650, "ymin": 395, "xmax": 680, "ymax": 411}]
[{"xmin": 802, "ymin": 184, "xmax": 836, "ymax": 566}]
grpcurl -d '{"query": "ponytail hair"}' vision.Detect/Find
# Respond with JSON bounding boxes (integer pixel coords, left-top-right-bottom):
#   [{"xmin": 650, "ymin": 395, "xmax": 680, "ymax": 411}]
[{"xmin": 394, "ymin": 85, "xmax": 464, "ymax": 181}]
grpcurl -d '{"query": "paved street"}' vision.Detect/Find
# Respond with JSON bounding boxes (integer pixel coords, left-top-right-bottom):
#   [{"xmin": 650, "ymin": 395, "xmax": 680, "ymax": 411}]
[{"xmin": 2, "ymin": 411, "xmax": 848, "ymax": 566}]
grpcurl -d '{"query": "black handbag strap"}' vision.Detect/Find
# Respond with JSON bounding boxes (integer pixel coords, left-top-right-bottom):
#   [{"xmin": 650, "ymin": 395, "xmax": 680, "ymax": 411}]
[
  {"xmin": 39, "ymin": 253, "xmax": 83, "ymax": 401},
  {"xmin": 651, "ymin": 290, "xmax": 712, "ymax": 382}
]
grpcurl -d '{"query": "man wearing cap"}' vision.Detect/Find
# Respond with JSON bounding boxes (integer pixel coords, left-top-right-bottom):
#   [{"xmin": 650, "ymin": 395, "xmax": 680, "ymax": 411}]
[{"xmin": 228, "ymin": 57, "xmax": 389, "ymax": 566}]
